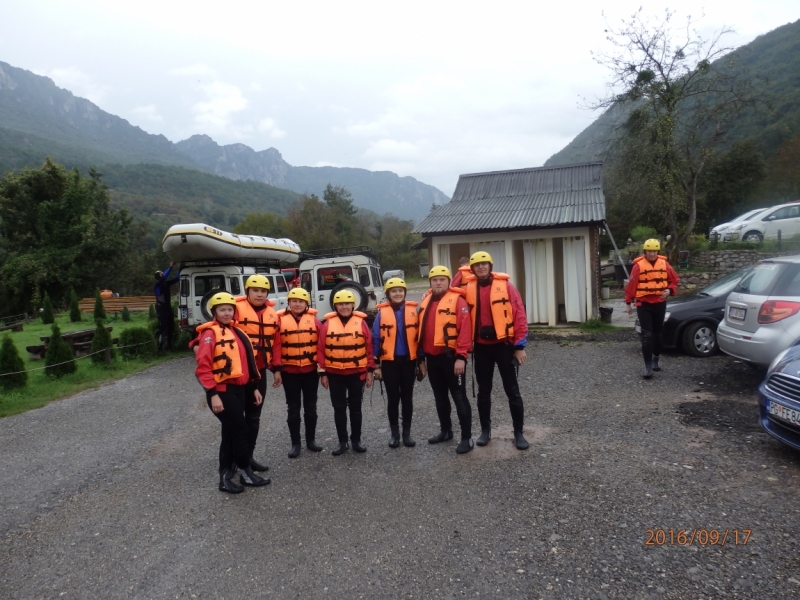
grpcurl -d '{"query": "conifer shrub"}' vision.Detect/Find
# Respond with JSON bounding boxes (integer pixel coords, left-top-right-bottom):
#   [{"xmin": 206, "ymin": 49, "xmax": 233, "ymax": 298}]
[
  {"xmin": 90, "ymin": 319, "xmax": 115, "ymax": 364},
  {"xmin": 121, "ymin": 306, "xmax": 131, "ymax": 322},
  {"xmin": 149, "ymin": 304, "xmax": 156, "ymax": 320},
  {"xmin": 173, "ymin": 331, "xmax": 192, "ymax": 352},
  {"xmin": 119, "ymin": 327, "xmax": 157, "ymax": 359},
  {"xmin": 41, "ymin": 292, "xmax": 54, "ymax": 324},
  {"xmin": 0, "ymin": 334, "xmax": 27, "ymax": 391},
  {"xmin": 45, "ymin": 324, "xmax": 76, "ymax": 378},
  {"xmin": 69, "ymin": 289, "xmax": 82, "ymax": 323},
  {"xmin": 93, "ymin": 290, "xmax": 106, "ymax": 321}
]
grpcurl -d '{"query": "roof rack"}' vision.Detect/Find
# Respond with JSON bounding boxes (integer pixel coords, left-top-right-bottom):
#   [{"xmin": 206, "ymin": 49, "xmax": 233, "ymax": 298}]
[
  {"xmin": 178, "ymin": 258, "xmax": 282, "ymax": 271},
  {"xmin": 300, "ymin": 245, "xmax": 377, "ymax": 261}
]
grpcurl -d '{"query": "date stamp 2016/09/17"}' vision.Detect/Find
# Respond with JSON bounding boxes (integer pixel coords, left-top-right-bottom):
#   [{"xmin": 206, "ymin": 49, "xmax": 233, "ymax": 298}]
[{"xmin": 645, "ymin": 529, "xmax": 751, "ymax": 547}]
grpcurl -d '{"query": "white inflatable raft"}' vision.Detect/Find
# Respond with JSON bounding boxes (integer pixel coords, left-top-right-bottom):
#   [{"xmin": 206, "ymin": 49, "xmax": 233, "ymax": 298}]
[{"xmin": 162, "ymin": 223, "xmax": 301, "ymax": 263}]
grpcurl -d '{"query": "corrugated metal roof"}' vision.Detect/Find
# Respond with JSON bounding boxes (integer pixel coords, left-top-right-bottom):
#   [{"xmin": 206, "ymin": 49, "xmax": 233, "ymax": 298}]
[{"xmin": 413, "ymin": 162, "xmax": 605, "ymax": 234}]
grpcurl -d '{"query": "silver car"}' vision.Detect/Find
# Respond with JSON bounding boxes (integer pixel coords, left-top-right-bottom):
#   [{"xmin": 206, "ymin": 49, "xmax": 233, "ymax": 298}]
[{"xmin": 717, "ymin": 255, "xmax": 800, "ymax": 367}]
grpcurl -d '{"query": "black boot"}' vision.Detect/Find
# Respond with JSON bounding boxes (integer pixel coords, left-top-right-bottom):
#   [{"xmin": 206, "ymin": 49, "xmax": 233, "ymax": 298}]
[
  {"xmin": 352, "ymin": 439, "xmax": 367, "ymax": 453},
  {"xmin": 514, "ymin": 431, "xmax": 529, "ymax": 450},
  {"xmin": 402, "ymin": 425, "xmax": 416, "ymax": 447},
  {"xmin": 456, "ymin": 438, "xmax": 474, "ymax": 454},
  {"xmin": 643, "ymin": 362, "xmax": 653, "ymax": 379},
  {"xmin": 332, "ymin": 441, "xmax": 349, "ymax": 456},
  {"xmin": 305, "ymin": 416, "xmax": 323, "ymax": 451},
  {"xmin": 306, "ymin": 439, "xmax": 323, "ymax": 452},
  {"xmin": 240, "ymin": 466, "xmax": 271, "ymax": 487},
  {"xmin": 249, "ymin": 457, "xmax": 269, "ymax": 472},
  {"xmin": 288, "ymin": 444, "xmax": 301, "ymax": 458},
  {"xmin": 476, "ymin": 427, "xmax": 491, "ymax": 446},
  {"xmin": 428, "ymin": 430, "xmax": 453, "ymax": 444},
  {"xmin": 219, "ymin": 468, "xmax": 244, "ymax": 494},
  {"xmin": 388, "ymin": 426, "xmax": 400, "ymax": 448},
  {"xmin": 652, "ymin": 356, "xmax": 661, "ymax": 371}
]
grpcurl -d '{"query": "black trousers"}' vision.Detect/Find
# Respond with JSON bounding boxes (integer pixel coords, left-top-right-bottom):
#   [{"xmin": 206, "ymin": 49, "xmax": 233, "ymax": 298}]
[
  {"xmin": 426, "ymin": 352, "xmax": 471, "ymax": 439},
  {"xmin": 328, "ymin": 373, "xmax": 364, "ymax": 443},
  {"xmin": 474, "ymin": 343, "xmax": 525, "ymax": 433},
  {"xmin": 283, "ymin": 370, "xmax": 319, "ymax": 444},
  {"xmin": 155, "ymin": 302, "xmax": 174, "ymax": 350},
  {"xmin": 243, "ymin": 368, "xmax": 268, "ymax": 458},
  {"xmin": 381, "ymin": 356, "xmax": 416, "ymax": 431},
  {"xmin": 206, "ymin": 384, "xmax": 250, "ymax": 472},
  {"xmin": 636, "ymin": 301, "xmax": 667, "ymax": 363}
]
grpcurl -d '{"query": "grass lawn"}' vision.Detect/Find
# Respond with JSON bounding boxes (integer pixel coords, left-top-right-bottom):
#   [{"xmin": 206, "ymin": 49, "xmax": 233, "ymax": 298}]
[{"xmin": 0, "ymin": 312, "xmax": 189, "ymax": 418}]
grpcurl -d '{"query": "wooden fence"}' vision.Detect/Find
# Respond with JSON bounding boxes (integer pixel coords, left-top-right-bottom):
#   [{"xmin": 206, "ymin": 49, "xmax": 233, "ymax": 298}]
[{"xmin": 78, "ymin": 296, "xmax": 157, "ymax": 313}]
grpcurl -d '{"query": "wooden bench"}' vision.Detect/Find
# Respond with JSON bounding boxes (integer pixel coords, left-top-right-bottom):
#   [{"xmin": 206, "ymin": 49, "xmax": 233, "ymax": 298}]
[
  {"xmin": 26, "ymin": 345, "xmax": 46, "ymax": 360},
  {"xmin": 0, "ymin": 322, "xmax": 23, "ymax": 333}
]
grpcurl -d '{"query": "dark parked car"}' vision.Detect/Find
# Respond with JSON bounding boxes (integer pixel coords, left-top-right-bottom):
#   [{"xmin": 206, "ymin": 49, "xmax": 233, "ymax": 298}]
[
  {"xmin": 635, "ymin": 266, "xmax": 752, "ymax": 357},
  {"xmin": 758, "ymin": 344, "xmax": 800, "ymax": 451}
]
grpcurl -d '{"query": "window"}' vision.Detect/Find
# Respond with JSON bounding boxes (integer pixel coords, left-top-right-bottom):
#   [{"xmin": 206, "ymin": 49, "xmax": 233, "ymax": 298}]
[
  {"xmin": 764, "ymin": 206, "xmax": 800, "ymax": 221},
  {"xmin": 371, "ymin": 266, "xmax": 381, "ymax": 287},
  {"xmin": 734, "ymin": 264, "xmax": 785, "ymax": 295},
  {"xmin": 358, "ymin": 267, "xmax": 370, "ymax": 287},
  {"xmin": 194, "ymin": 275, "xmax": 227, "ymax": 296},
  {"xmin": 317, "ymin": 266, "xmax": 354, "ymax": 291},
  {"xmin": 180, "ymin": 278, "xmax": 189, "ymax": 297},
  {"xmin": 300, "ymin": 271, "xmax": 312, "ymax": 292},
  {"xmin": 274, "ymin": 275, "xmax": 288, "ymax": 293},
  {"xmin": 229, "ymin": 277, "xmax": 241, "ymax": 295}
]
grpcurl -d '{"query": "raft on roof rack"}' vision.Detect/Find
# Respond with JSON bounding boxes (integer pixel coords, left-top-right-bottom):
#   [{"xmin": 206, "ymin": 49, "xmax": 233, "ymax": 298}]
[{"xmin": 162, "ymin": 223, "xmax": 301, "ymax": 263}]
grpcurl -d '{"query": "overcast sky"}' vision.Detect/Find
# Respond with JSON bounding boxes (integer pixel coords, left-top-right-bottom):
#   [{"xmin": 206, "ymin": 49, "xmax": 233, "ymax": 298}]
[{"xmin": 2, "ymin": 1, "xmax": 798, "ymax": 196}]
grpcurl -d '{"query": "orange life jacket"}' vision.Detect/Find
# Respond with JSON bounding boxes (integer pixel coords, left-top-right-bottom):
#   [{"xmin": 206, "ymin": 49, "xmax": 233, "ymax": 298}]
[
  {"xmin": 418, "ymin": 288, "xmax": 466, "ymax": 350},
  {"xmin": 323, "ymin": 311, "xmax": 369, "ymax": 369},
  {"xmin": 455, "ymin": 265, "xmax": 472, "ymax": 288},
  {"xmin": 195, "ymin": 321, "xmax": 244, "ymax": 384},
  {"xmin": 465, "ymin": 273, "xmax": 515, "ymax": 342},
  {"xmin": 235, "ymin": 297, "xmax": 278, "ymax": 364},
  {"xmin": 277, "ymin": 308, "xmax": 319, "ymax": 368},
  {"xmin": 376, "ymin": 301, "xmax": 419, "ymax": 361},
  {"xmin": 634, "ymin": 255, "xmax": 669, "ymax": 298}
]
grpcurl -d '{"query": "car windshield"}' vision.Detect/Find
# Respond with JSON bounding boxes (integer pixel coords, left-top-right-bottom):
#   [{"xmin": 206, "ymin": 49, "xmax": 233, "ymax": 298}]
[
  {"xmin": 732, "ymin": 208, "xmax": 765, "ymax": 223},
  {"xmin": 733, "ymin": 263, "xmax": 786, "ymax": 296},
  {"xmin": 699, "ymin": 266, "xmax": 753, "ymax": 296}
]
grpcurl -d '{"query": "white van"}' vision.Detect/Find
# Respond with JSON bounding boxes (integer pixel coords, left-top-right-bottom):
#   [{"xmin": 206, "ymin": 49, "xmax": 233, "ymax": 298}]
[{"xmin": 177, "ymin": 260, "xmax": 289, "ymax": 329}]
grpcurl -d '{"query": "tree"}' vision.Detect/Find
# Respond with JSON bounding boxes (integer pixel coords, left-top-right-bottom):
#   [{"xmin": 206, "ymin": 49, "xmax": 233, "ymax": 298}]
[
  {"xmin": 233, "ymin": 212, "xmax": 291, "ymax": 239},
  {"xmin": 0, "ymin": 334, "xmax": 27, "ymax": 391},
  {"xmin": 323, "ymin": 184, "xmax": 357, "ymax": 216},
  {"xmin": 593, "ymin": 9, "xmax": 764, "ymax": 254},
  {"xmin": 148, "ymin": 304, "xmax": 156, "ymax": 320},
  {"xmin": 121, "ymin": 306, "xmax": 131, "ymax": 322},
  {"xmin": 93, "ymin": 290, "xmax": 106, "ymax": 321},
  {"xmin": 41, "ymin": 292, "xmax": 54, "ymax": 324},
  {"xmin": 90, "ymin": 319, "xmax": 115, "ymax": 364},
  {"xmin": 45, "ymin": 324, "xmax": 76, "ymax": 378},
  {"xmin": 69, "ymin": 288, "xmax": 82, "ymax": 323}
]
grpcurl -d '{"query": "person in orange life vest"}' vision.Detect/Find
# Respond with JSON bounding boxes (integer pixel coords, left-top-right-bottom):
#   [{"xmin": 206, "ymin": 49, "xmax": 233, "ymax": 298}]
[
  {"xmin": 372, "ymin": 277, "xmax": 420, "ymax": 449},
  {"xmin": 271, "ymin": 287, "xmax": 324, "ymax": 458},
  {"xmin": 317, "ymin": 289, "xmax": 376, "ymax": 456},
  {"xmin": 233, "ymin": 274, "xmax": 279, "ymax": 473},
  {"xmin": 624, "ymin": 239, "xmax": 679, "ymax": 379},
  {"xmin": 193, "ymin": 292, "xmax": 270, "ymax": 493},
  {"xmin": 418, "ymin": 266, "xmax": 475, "ymax": 454},
  {"xmin": 465, "ymin": 251, "xmax": 530, "ymax": 450},
  {"xmin": 450, "ymin": 256, "xmax": 471, "ymax": 288}
]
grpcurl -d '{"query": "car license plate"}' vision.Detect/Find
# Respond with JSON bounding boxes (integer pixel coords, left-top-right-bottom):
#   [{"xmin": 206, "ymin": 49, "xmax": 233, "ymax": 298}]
[
  {"xmin": 767, "ymin": 400, "xmax": 800, "ymax": 427},
  {"xmin": 729, "ymin": 307, "xmax": 746, "ymax": 320}
]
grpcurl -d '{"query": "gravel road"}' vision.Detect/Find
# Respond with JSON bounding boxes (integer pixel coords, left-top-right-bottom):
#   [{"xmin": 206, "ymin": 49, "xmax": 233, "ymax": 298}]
[{"xmin": 1, "ymin": 335, "xmax": 798, "ymax": 599}]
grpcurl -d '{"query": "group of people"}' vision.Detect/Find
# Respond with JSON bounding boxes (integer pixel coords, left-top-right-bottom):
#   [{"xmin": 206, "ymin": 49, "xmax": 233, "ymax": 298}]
[{"xmin": 192, "ymin": 251, "xmax": 532, "ymax": 494}]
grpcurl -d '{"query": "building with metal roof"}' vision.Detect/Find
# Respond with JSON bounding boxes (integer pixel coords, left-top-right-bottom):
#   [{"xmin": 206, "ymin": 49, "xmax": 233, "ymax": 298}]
[{"xmin": 412, "ymin": 162, "xmax": 606, "ymax": 326}]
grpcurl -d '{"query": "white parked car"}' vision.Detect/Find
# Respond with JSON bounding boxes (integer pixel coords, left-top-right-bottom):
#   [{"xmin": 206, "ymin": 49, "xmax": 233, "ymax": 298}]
[
  {"xmin": 724, "ymin": 202, "xmax": 800, "ymax": 243},
  {"xmin": 710, "ymin": 208, "xmax": 766, "ymax": 240}
]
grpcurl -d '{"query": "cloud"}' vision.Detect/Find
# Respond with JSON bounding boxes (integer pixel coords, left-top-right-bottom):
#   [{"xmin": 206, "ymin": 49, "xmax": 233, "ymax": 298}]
[
  {"xmin": 130, "ymin": 104, "xmax": 164, "ymax": 124},
  {"xmin": 192, "ymin": 81, "xmax": 248, "ymax": 129},
  {"xmin": 257, "ymin": 117, "xmax": 286, "ymax": 139},
  {"xmin": 44, "ymin": 66, "xmax": 111, "ymax": 105},
  {"xmin": 171, "ymin": 63, "xmax": 217, "ymax": 78}
]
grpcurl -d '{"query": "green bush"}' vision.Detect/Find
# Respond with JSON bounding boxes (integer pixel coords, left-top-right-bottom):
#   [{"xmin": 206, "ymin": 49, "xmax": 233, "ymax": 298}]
[
  {"xmin": 630, "ymin": 225, "xmax": 659, "ymax": 242},
  {"xmin": 580, "ymin": 317, "xmax": 605, "ymax": 331},
  {"xmin": 149, "ymin": 304, "xmax": 156, "ymax": 320},
  {"xmin": 45, "ymin": 324, "xmax": 76, "ymax": 378},
  {"xmin": 90, "ymin": 319, "xmax": 115, "ymax": 364},
  {"xmin": 41, "ymin": 292, "xmax": 54, "ymax": 324},
  {"xmin": 121, "ymin": 306, "xmax": 131, "ymax": 322},
  {"xmin": 93, "ymin": 290, "xmax": 106, "ymax": 321},
  {"xmin": 119, "ymin": 327, "xmax": 157, "ymax": 359},
  {"xmin": 0, "ymin": 334, "xmax": 27, "ymax": 390},
  {"xmin": 173, "ymin": 331, "xmax": 192, "ymax": 352},
  {"xmin": 69, "ymin": 288, "xmax": 82, "ymax": 323}
]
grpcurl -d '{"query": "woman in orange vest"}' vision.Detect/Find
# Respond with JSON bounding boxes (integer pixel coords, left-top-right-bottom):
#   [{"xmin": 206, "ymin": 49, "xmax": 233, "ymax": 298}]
[
  {"xmin": 317, "ymin": 290, "xmax": 376, "ymax": 455},
  {"xmin": 234, "ymin": 274, "xmax": 279, "ymax": 473},
  {"xmin": 625, "ymin": 239, "xmax": 679, "ymax": 378},
  {"xmin": 372, "ymin": 277, "xmax": 420, "ymax": 448},
  {"xmin": 194, "ymin": 292, "xmax": 270, "ymax": 493},
  {"xmin": 271, "ymin": 287, "xmax": 324, "ymax": 458}
]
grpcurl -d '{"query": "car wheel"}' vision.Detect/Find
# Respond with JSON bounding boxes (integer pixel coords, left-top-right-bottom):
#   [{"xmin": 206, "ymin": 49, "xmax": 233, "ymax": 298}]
[
  {"xmin": 329, "ymin": 281, "xmax": 369, "ymax": 313},
  {"xmin": 681, "ymin": 321, "xmax": 718, "ymax": 357},
  {"xmin": 200, "ymin": 288, "xmax": 227, "ymax": 322},
  {"xmin": 742, "ymin": 231, "xmax": 763, "ymax": 243}
]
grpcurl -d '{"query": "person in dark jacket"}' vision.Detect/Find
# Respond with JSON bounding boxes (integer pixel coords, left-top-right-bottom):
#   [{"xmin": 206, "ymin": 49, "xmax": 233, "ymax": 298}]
[{"xmin": 154, "ymin": 261, "xmax": 180, "ymax": 350}]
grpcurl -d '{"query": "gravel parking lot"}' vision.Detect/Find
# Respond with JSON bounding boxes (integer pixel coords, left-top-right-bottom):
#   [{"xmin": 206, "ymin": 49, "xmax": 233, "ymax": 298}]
[{"xmin": 1, "ymin": 334, "xmax": 798, "ymax": 599}]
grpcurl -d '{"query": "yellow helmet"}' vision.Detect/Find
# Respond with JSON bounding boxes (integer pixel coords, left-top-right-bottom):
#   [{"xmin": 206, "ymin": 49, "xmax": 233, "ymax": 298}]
[
  {"xmin": 384, "ymin": 277, "xmax": 407, "ymax": 292},
  {"xmin": 427, "ymin": 265, "xmax": 451, "ymax": 279},
  {"xmin": 207, "ymin": 292, "xmax": 237, "ymax": 313},
  {"xmin": 287, "ymin": 287, "xmax": 310, "ymax": 302},
  {"xmin": 332, "ymin": 289, "xmax": 356, "ymax": 304},
  {"xmin": 245, "ymin": 274, "xmax": 271, "ymax": 290},
  {"xmin": 470, "ymin": 251, "xmax": 493, "ymax": 266},
  {"xmin": 642, "ymin": 239, "xmax": 661, "ymax": 251}
]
